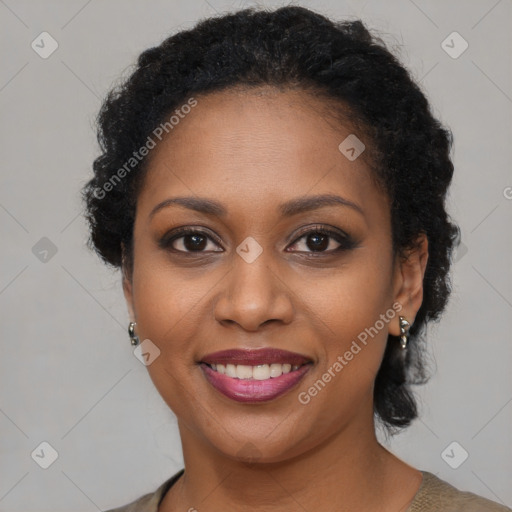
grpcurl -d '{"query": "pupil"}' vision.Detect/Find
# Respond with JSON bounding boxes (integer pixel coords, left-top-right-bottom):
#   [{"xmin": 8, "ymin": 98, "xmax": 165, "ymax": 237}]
[
  {"xmin": 307, "ymin": 233, "xmax": 328, "ymax": 251},
  {"xmin": 184, "ymin": 234, "xmax": 206, "ymax": 251}
]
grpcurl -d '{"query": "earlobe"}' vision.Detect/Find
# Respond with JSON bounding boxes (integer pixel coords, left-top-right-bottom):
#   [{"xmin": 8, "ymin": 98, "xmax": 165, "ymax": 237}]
[{"xmin": 389, "ymin": 233, "xmax": 429, "ymax": 336}]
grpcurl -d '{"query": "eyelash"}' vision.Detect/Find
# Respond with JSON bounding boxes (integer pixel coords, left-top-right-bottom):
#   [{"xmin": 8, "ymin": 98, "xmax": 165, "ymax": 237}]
[{"xmin": 158, "ymin": 224, "xmax": 357, "ymax": 256}]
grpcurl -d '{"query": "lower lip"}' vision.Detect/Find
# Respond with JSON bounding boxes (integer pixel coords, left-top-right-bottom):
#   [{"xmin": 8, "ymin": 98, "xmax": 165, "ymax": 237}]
[{"xmin": 199, "ymin": 363, "xmax": 312, "ymax": 403}]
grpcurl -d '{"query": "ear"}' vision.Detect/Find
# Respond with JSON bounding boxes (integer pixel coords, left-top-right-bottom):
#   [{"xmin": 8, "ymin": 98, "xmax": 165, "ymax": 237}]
[
  {"xmin": 388, "ymin": 233, "xmax": 429, "ymax": 336},
  {"xmin": 121, "ymin": 243, "xmax": 136, "ymax": 321}
]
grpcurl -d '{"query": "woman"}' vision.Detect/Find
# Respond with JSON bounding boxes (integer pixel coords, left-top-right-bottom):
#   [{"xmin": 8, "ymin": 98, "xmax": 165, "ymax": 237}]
[{"xmin": 82, "ymin": 5, "xmax": 511, "ymax": 512}]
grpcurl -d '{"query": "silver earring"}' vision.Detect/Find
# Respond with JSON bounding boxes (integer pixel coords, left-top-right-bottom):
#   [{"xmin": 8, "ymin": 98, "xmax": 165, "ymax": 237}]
[
  {"xmin": 128, "ymin": 321, "xmax": 140, "ymax": 346},
  {"xmin": 399, "ymin": 316, "xmax": 410, "ymax": 349}
]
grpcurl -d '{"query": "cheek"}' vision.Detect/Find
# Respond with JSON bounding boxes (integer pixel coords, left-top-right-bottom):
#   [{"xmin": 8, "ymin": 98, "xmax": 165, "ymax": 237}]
[
  {"xmin": 292, "ymin": 251, "xmax": 394, "ymax": 413},
  {"xmin": 130, "ymin": 222, "xmax": 219, "ymax": 335},
  {"xmin": 298, "ymin": 246, "xmax": 394, "ymax": 343},
  {"xmin": 130, "ymin": 260, "xmax": 208, "ymax": 420},
  {"xmin": 131, "ymin": 260, "xmax": 209, "ymax": 354}
]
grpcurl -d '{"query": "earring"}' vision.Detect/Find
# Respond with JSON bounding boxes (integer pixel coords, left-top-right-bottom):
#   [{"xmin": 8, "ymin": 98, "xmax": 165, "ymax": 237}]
[
  {"xmin": 128, "ymin": 321, "xmax": 140, "ymax": 346},
  {"xmin": 399, "ymin": 316, "xmax": 410, "ymax": 349}
]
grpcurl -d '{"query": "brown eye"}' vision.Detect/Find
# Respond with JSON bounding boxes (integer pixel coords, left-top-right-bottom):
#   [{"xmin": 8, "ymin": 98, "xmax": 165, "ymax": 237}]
[
  {"xmin": 287, "ymin": 225, "xmax": 356, "ymax": 254},
  {"xmin": 179, "ymin": 233, "xmax": 208, "ymax": 251},
  {"xmin": 159, "ymin": 228, "xmax": 223, "ymax": 253},
  {"xmin": 159, "ymin": 225, "xmax": 356, "ymax": 255}
]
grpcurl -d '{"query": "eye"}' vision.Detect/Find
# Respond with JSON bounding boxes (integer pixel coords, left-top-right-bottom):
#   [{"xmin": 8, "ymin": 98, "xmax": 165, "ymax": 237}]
[
  {"xmin": 159, "ymin": 227, "xmax": 223, "ymax": 253},
  {"xmin": 286, "ymin": 225, "xmax": 356, "ymax": 254},
  {"xmin": 159, "ymin": 224, "xmax": 356, "ymax": 255}
]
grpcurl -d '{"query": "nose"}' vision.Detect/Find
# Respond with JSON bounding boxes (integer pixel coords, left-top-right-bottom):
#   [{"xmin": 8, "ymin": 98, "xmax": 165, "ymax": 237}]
[{"xmin": 213, "ymin": 250, "xmax": 294, "ymax": 331}]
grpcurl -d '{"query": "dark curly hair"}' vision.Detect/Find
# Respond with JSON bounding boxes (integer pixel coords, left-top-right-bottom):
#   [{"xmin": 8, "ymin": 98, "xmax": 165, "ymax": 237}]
[{"xmin": 81, "ymin": 5, "xmax": 460, "ymax": 434}]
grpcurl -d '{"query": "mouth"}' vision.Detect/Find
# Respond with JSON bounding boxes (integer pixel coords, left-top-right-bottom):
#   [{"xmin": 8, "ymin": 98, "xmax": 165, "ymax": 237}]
[{"xmin": 198, "ymin": 348, "xmax": 314, "ymax": 403}]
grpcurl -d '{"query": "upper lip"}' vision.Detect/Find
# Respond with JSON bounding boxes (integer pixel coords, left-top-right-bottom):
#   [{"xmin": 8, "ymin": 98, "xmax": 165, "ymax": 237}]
[{"xmin": 200, "ymin": 348, "xmax": 313, "ymax": 366}]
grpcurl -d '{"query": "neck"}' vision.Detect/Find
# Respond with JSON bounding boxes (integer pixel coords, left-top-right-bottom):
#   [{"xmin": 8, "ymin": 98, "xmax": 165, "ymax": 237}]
[{"xmin": 160, "ymin": 409, "xmax": 422, "ymax": 512}]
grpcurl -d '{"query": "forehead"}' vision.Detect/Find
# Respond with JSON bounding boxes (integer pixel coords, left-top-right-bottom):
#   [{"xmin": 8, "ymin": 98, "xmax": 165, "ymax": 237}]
[{"xmin": 136, "ymin": 87, "xmax": 385, "ymax": 221}]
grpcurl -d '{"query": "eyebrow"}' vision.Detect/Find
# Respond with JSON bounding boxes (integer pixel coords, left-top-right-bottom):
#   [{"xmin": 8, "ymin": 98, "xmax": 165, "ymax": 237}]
[{"xmin": 149, "ymin": 193, "xmax": 364, "ymax": 219}]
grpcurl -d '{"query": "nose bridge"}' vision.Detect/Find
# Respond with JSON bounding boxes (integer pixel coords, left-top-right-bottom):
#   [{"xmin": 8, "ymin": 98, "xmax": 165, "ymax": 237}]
[
  {"xmin": 233, "ymin": 241, "xmax": 273, "ymax": 297},
  {"xmin": 214, "ymin": 239, "xmax": 293, "ymax": 330}
]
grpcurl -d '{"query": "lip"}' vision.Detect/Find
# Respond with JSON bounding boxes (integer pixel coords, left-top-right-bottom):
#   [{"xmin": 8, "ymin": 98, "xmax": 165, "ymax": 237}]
[
  {"xmin": 200, "ymin": 348, "xmax": 313, "ymax": 366},
  {"xmin": 200, "ymin": 362, "xmax": 313, "ymax": 403}
]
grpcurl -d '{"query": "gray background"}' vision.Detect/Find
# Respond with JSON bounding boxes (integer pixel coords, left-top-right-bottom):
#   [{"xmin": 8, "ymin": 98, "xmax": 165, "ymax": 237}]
[{"xmin": 1, "ymin": 0, "xmax": 511, "ymax": 510}]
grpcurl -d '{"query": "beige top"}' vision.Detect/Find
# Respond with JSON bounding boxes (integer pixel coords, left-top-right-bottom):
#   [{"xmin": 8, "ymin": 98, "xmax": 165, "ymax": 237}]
[{"xmin": 104, "ymin": 468, "xmax": 511, "ymax": 511}]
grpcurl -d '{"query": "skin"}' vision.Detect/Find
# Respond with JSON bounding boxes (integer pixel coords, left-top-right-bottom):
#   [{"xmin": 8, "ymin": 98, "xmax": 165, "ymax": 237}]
[{"xmin": 122, "ymin": 86, "xmax": 429, "ymax": 512}]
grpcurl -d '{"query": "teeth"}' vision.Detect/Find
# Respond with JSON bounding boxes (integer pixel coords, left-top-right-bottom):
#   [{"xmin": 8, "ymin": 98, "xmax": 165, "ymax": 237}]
[
  {"xmin": 209, "ymin": 363, "xmax": 303, "ymax": 379},
  {"xmin": 236, "ymin": 364, "xmax": 253, "ymax": 379},
  {"xmin": 225, "ymin": 364, "xmax": 237, "ymax": 378}
]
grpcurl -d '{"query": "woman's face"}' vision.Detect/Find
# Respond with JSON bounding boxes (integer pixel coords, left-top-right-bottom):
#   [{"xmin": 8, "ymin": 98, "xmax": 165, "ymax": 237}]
[{"xmin": 123, "ymin": 87, "xmax": 424, "ymax": 463}]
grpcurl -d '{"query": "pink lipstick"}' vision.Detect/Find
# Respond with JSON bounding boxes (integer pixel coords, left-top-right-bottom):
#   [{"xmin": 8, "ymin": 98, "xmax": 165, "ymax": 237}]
[{"xmin": 199, "ymin": 348, "xmax": 313, "ymax": 403}]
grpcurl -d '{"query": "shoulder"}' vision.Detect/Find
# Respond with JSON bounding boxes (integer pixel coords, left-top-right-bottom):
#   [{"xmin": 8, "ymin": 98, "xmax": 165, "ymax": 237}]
[
  {"xmin": 408, "ymin": 471, "xmax": 512, "ymax": 512},
  {"xmin": 103, "ymin": 468, "xmax": 185, "ymax": 512}
]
